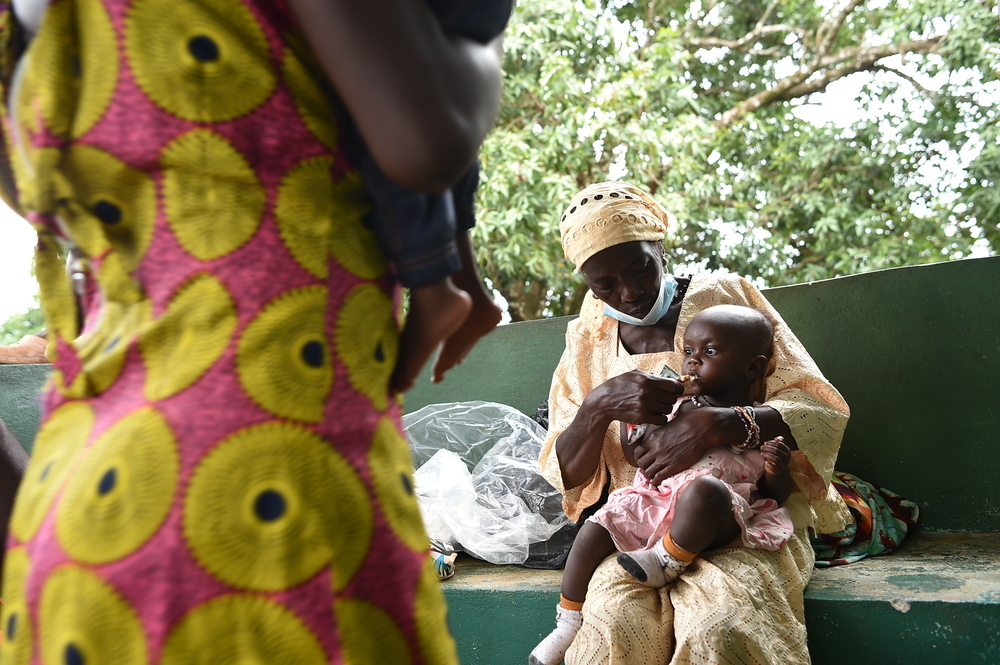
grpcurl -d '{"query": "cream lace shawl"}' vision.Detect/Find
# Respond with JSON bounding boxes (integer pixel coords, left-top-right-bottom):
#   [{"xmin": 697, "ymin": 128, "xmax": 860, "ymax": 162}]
[{"xmin": 538, "ymin": 272, "xmax": 851, "ymax": 534}]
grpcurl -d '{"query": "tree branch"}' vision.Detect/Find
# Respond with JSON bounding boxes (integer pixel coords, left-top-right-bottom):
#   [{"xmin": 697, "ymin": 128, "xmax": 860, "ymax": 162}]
[
  {"xmin": 872, "ymin": 64, "xmax": 938, "ymax": 100},
  {"xmin": 686, "ymin": 37, "xmax": 787, "ymax": 58},
  {"xmin": 780, "ymin": 39, "xmax": 941, "ymax": 98},
  {"xmin": 815, "ymin": 0, "xmax": 865, "ymax": 57},
  {"xmin": 715, "ymin": 38, "xmax": 941, "ymax": 127},
  {"xmin": 686, "ymin": 24, "xmax": 803, "ymax": 57},
  {"xmin": 755, "ymin": 0, "xmax": 782, "ymax": 31}
]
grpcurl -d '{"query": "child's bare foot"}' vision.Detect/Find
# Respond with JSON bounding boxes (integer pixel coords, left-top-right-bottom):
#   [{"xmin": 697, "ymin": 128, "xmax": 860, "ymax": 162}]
[
  {"xmin": 431, "ymin": 231, "xmax": 503, "ymax": 383},
  {"xmin": 432, "ymin": 293, "xmax": 502, "ymax": 383},
  {"xmin": 392, "ymin": 278, "xmax": 471, "ymax": 393}
]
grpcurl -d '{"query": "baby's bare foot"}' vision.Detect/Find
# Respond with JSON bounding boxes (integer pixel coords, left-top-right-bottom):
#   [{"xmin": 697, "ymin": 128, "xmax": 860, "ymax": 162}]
[
  {"xmin": 430, "ymin": 229, "xmax": 503, "ymax": 383},
  {"xmin": 432, "ymin": 295, "xmax": 502, "ymax": 383},
  {"xmin": 392, "ymin": 278, "xmax": 471, "ymax": 393}
]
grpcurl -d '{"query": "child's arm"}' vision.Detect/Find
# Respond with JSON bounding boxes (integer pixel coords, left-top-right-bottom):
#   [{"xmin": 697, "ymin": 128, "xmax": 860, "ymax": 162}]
[{"xmin": 758, "ymin": 436, "xmax": 793, "ymax": 504}]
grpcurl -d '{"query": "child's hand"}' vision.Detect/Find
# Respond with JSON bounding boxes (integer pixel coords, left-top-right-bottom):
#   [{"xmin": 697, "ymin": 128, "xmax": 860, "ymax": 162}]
[{"xmin": 761, "ymin": 436, "xmax": 791, "ymax": 476}]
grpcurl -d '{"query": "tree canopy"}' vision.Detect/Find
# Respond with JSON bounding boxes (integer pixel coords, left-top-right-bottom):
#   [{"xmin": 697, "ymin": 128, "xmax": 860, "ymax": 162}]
[
  {"xmin": 0, "ymin": 304, "xmax": 43, "ymax": 346},
  {"xmin": 475, "ymin": 0, "xmax": 1000, "ymax": 320}
]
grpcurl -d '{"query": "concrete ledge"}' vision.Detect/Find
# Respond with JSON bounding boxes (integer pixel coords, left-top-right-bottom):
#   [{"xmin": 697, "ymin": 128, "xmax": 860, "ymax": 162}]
[{"xmin": 442, "ymin": 531, "xmax": 1000, "ymax": 665}]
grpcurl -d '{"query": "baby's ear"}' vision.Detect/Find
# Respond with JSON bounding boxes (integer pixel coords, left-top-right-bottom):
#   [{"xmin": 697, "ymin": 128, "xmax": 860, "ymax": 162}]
[{"xmin": 745, "ymin": 355, "xmax": 769, "ymax": 380}]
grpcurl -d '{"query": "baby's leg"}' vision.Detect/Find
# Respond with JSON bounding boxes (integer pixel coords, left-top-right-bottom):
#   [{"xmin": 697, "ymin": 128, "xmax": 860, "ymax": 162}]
[
  {"xmin": 617, "ymin": 475, "xmax": 740, "ymax": 587},
  {"xmin": 391, "ymin": 277, "xmax": 471, "ymax": 393},
  {"xmin": 530, "ymin": 522, "xmax": 616, "ymax": 665},
  {"xmin": 669, "ymin": 474, "xmax": 742, "ymax": 552},
  {"xmin": 431, "ymin": 229, "xmax": 503, "ymax": 383}
]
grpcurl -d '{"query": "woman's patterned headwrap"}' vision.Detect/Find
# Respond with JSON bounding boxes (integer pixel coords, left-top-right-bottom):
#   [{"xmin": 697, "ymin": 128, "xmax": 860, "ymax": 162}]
[{"xmin": 558, "ymin": 181, "xmax": 673, "ymax": 271}]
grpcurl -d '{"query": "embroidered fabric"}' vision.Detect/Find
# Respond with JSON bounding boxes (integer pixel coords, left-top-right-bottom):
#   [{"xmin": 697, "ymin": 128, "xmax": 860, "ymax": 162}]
[{"xmin": 565, "ymin": 528, "xmax": 816, "ymax": 665}]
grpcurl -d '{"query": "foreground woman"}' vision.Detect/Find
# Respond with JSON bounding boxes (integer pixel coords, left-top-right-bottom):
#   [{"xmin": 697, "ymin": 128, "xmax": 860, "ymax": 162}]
[
  {"xmin": 0, "ymin": 1, "xmax": 500, "ymax": 662},
  {"xmin": 538, "ymin": 181, "xmax": 852, "ymax": 664}
]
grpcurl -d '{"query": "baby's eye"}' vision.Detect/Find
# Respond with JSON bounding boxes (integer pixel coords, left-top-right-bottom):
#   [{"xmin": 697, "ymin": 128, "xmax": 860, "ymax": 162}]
[
  {"xmin": 705, "ymin": 348, "xmax": 716, "ymax": 356},
  {"xmin": 683, "ymin": 347, "xmax": 692, "ymax": 356}
]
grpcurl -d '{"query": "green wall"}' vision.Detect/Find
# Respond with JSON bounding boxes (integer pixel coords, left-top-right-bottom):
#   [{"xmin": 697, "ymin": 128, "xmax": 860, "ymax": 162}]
[
  {"xmin": 765, "ymin": 256, "xmax": 1000, "ymax": 532},
  {"xmin": 0, "ymin": 364, "xmax": 48, "ymax": 455}
]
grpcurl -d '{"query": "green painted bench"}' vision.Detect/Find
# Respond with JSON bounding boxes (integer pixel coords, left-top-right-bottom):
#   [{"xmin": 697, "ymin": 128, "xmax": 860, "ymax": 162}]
[{"xmin": 2, "ymin": 256, "xmax": 999, "ymax": 663}]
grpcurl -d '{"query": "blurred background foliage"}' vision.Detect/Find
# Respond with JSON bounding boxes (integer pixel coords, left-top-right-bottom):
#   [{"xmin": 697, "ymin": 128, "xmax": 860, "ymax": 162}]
[
  {"xmin": 475, "ymin": 0, "xmax": 1000, "ymax": 320},
  {"xmin": 0, "ymin": 300, "xmax": 43, "ymax": 346}
]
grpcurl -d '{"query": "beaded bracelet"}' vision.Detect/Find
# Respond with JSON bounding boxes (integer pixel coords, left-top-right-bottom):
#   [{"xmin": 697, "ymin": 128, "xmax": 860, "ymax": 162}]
[{"xmin": 732, "ymin": 405, "xmax": 761, "ymax": 450}]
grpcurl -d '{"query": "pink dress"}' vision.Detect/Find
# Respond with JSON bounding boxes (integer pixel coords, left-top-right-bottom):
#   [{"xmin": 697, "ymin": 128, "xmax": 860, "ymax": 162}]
[{"xmin": 590, "ymin": 401, "xmax": 794, "ymax": 553}]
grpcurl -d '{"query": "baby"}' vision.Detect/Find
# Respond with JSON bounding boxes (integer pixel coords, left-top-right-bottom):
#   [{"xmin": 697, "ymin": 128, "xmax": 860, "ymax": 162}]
[
  {"xmin": 530, "ymin": 304, "xmax": 795, "ymax": 665},
  {"xmin": 348, "ymin": 0, "xmax": 514, "ymax": 392}
]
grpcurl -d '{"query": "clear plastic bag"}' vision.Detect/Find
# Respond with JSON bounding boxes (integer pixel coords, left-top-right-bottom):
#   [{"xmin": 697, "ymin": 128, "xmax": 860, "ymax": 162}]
[{"xmin": 404, "ymin": 401, "xmax": 572, "ymax": 566}]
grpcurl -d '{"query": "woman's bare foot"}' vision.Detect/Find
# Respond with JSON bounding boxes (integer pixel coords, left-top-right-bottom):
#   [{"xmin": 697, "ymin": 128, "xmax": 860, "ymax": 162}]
[
  {"xmin": 431, "ymin": 231, "xmax": 502, "ymax": 383},
  {"xmin": 392, "ymin": 277, "xmax": 471, "ymax": 393}
]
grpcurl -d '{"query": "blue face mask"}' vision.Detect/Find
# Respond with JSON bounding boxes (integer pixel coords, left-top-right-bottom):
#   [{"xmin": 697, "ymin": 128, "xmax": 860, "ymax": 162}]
[{"xmin": 603, "ymin": 274, "xmax": 677, "ymax": 326}]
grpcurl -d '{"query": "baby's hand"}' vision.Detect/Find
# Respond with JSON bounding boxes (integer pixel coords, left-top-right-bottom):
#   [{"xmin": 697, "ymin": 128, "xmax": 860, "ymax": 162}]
[{"xmin": 761, "ymin": 436, "xmax": 791, "ymax": 476}]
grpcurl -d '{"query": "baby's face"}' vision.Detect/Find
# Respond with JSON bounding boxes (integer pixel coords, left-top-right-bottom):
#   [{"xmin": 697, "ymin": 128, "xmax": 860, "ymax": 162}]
[{"xmin": 681, "ymin": 317, "xmax": 756, "ymax": 397}]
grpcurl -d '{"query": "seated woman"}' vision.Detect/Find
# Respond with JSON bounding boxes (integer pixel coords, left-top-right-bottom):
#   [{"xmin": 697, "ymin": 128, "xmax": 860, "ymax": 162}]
[{"xmin": 538, "ymin": 181, "xmax": 852, "ymax": 664}]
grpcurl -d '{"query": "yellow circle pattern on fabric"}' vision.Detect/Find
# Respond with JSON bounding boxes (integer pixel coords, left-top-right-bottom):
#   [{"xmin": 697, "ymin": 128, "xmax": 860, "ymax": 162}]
[
  {"xmin": 162, "ymin": 129, "xmax": 265, "ymax": 260},
  {"xmin": 125, "ymin": 0, "xmax": 275, "ymax": 122},
  {"xmin": 327, "ymin": 170, "xmax": 386, "ymax": 280},
  {"xmin": 9, "ymin": 401, "xmax": 93, "ymax": 543},
  {"xmin": 415, "ymin": 557, "xmax": 459, "ymax": 665},
  {"xmin": 142, "ymin": 273, "xmax": 237, "ymax": 401},
  {"xmin": 11, "ymin": 147, "xmax": 61, "ymax": 216},
  {"xmin": 275, "ymin": 156, "xmax": 335, "ymax": 278},
  {"xmin": 0, "ymin": 548, "xmax": 32, "ymax": 665},
  {"xmin": 367, "ymin": 417, "xmax": 427, "ymax": 553},
  {"xmin": 65, "ymin": 299, "xmax": 151, "ymax": 400},
  {"xmin": 39, "ymin": 565, "xmax": 147, "ymax": 665},
  {"xmin": 282, "ymin": 45, "xmax": 337, "ymax": 150},
  {"xmin": 18, "ymin": 0, "xmax": 118, "ymax": 139},
  {"xmin": 334, "ymin": 598, "xmax": 412, "ymax": 665},
  {"xmin": 335, "ymin": 284, "xmax": 397, "ymax": 411},
  {"xmin": 60, "ymin": 145, "xmax": 156, "ymax": 272},
  {"xmin": 236, "ymin": 286, "xmax": 331, "ymax": 422},
  {"xmin": 184, "ymin": 422, "xmax": 372, "ymax": 591},
  {"xmin": 56, "ymin": 406, "xmax": 179, "ymax": 564},
  {"xmin": 161, "ymin": 595, "xmax": 326, "ymax": 665}
]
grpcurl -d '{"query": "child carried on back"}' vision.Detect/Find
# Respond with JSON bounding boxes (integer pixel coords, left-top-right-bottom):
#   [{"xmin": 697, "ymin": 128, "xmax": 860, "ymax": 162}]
[
  {"xmin": 347, "ymin": 0, "xmax": 514, "ymax": 392},
  {"xmin": 530, "ymin": 304, "xmax": 796, "ymax": 665}
]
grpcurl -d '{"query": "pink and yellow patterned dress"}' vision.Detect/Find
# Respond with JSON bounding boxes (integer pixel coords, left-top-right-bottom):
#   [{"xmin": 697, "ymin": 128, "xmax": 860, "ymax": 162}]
[{"xmin": 0, "ymin": 0, "xmax": 457, "ymax": 663}]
